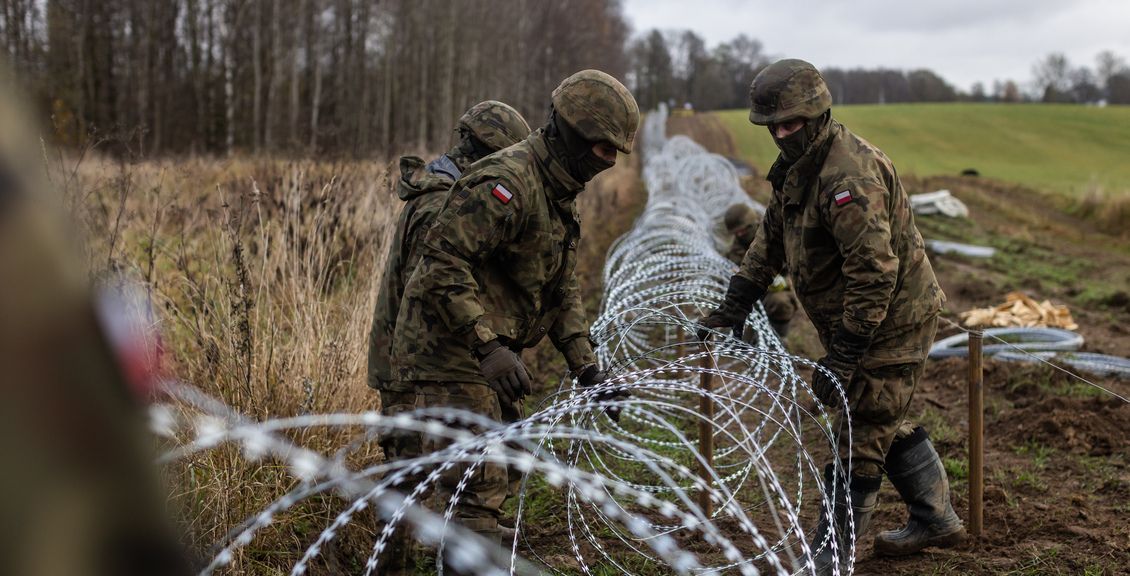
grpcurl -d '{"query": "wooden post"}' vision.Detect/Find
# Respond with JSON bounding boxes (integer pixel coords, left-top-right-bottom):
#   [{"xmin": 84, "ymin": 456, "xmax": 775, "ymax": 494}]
[
  {"xmin": 698, "ymin": 350, "xmax": 715, "ymax": 517},
  {"xmin": 968, "ymin": 330, "xmax": 984, "ymax": 538}
]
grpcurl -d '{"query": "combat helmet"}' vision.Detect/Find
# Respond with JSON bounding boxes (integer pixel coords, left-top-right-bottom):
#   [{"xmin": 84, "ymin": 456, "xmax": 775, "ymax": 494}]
[
  {"xmin": 458, "ymin": 100, "xmax": 531, "ymax": 152},
  {"xmin": 748, "ymin": 59, "xmax": 832, "ymax": 126},
  {"xmin": 552, "ymin": 70, "xmax": 640, "ymax": 154}
]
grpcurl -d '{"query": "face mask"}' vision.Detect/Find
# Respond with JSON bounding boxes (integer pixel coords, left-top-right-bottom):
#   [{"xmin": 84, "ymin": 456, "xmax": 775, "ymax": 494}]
[
  {"xmin": 772, "ymin": 128, "xmax": 808, "ymax": 163},
  {"xmin": 450, "ymin": 128, "xmax": 495, "ymax": 171},
  {"xmin": 734, "ymin": 225, "xmax": 756, "ymax": 246},
  {"xmin": 550, "ymin": 110, "xmax": 613, "ymax": 184}
]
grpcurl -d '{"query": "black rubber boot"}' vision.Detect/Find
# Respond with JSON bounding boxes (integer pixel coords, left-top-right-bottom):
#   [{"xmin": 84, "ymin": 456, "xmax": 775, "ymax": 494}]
[
  {"xmin": 811, "ymin": 464, "xmax": 881, "ymax": 576},
  {"xmin": 874, "ymin": 427, "xmax": 966, "ymax": 556}
]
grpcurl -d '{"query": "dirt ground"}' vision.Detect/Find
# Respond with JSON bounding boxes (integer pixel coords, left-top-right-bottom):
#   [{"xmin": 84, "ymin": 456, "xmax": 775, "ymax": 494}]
[{"xmin": 664, "ymin": 114, "xmax": 1130, "ymax": 575}]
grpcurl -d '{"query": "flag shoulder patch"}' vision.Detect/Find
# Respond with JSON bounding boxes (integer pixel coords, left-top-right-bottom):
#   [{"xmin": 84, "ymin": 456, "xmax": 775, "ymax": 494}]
[
  {"xmin": 833, "ymin": 189, "xmax": 853, "ymax": 206},
  {"xmin": 490, "ymin": 183, "xmax": 513, "ymax": 204}
]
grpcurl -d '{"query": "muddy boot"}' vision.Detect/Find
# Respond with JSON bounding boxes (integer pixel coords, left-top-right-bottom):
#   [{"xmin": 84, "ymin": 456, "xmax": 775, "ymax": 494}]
[
  {"xmin": 810, "ymin": 464, "xmax": 881, "ymax": 576},
  {"xmin": 874, "ymin": 427, "xmax": 966, "ymax": 556}
]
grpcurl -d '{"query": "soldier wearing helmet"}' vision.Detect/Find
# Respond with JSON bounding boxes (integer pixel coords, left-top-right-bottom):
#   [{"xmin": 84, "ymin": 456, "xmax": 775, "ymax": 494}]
[
  {"xmin": 365, "ymin": 100, "xmax": 529, "ymax": 573},
  {"xmin": 368, "ymin": 100, "xmax": 529, "ymax": 392},
  {"xmin": 699, "ymin": 59, "xmax": 962, "ymax": 574},
  {"xmin": 720, "ymin": 203, "xmax": 797, "ymax": 339},
  {"xmin": 388, "ymin": 70, "xmax": 638, "ymax": 569}
]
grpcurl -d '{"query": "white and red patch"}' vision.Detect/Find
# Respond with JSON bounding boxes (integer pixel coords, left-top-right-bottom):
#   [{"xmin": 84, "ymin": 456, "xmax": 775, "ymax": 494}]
[
  {"xmin": 491, "ymin": 183, "xmax": 513, "ymax": 204},
  {"xmin": 833, "ymin": 189, "xmax": 853, "ymax": 206}
]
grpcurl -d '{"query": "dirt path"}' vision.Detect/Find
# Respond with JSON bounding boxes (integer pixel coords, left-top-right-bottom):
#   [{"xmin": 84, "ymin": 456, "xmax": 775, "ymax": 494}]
[{"xmin": 671, "ymin": 113, "xmax": 1130, "ymax": 575}]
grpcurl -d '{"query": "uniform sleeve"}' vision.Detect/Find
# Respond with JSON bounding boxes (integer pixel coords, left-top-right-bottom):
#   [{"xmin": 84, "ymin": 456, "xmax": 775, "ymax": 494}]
[
  {"xmin": 548, "ymin": 272, "xmax": 597, "ymax": 371},
  {"xmin": 823, "ymin": 176, "xmax": 899, "ymax": 338},
  {"xmin": 415, "ymin": 179, "xmax": 520, "ymax": 347},
  {"xmin": 736, "ymin": 191, "xmax": 786, "ymax": 291}
]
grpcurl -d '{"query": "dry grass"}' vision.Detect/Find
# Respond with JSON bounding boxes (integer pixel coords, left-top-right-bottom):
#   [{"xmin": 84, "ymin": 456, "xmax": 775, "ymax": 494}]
[
  {"xmin": 61, "ymin": 148, "xmax": 645, "ymax": 573},
  {"xmin": 62, "ymin": 153, "xmax": 401, "ymax": 571},
  {"xmin": 1074, "ymin": 182, "xmax": 1130, "ymax": 237}
]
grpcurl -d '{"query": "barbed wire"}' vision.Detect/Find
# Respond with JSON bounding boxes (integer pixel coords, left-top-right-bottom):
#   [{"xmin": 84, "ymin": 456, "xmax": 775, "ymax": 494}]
[
  {"xmin": 155, "ymin": 102, "xmax": 860, "ymax": 575},
  {"xmin": 935, "ymin": 316, "xmax": 1130, "ymax": 403}
]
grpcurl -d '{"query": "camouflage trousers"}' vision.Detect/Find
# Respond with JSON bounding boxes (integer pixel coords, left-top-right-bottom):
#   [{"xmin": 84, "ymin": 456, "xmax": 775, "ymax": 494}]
[
  {"xmin": 378, "ymin": 382, "xmax": 518, "ymax": 574},
  {"xmin": 832, "ymin": 315, "xmax": 938, "ymax": 478}
]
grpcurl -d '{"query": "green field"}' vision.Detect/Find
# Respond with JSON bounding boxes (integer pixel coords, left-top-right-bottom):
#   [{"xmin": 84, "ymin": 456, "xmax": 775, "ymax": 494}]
[{"xmin": 715, "ymin": 103, "xmax": 1130, "ymax": 197}]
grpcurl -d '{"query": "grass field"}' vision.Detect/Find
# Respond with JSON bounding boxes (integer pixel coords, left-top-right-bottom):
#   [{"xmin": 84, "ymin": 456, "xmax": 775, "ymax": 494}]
[{"xmin": 715, "ymin": 103, "xmax": 1130, "ymax": 197}]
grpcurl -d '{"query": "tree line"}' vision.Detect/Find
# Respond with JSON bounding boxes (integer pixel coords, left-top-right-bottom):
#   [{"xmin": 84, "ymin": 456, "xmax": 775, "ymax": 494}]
[
  {"xmin": 4, "ymin": 1, "xmax": 1129, "ymax": 157},
  {"xmin": 626, "ymin": 29, "xmax": 966, "ymax": 111},
  {"xmin": 627, "ymin": 28, "xmax": 1130, "ymax": 110},
  {"xmin": 1, "ymin": 0, "xmax": 628, "ymax": 156},
  {"xmin": 1029, "ymin": 51, "xmax": 1130, "ymax": 105}
]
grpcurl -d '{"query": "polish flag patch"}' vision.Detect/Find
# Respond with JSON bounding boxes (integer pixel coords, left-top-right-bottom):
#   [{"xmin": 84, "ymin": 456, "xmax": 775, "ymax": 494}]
[
  {"xmin": 833, "ymin": 189, "xmax": 853, "ymax": 206},
  {"xmin": 491, "ymin": 183, "xmax": 513, "ymax": 204}
]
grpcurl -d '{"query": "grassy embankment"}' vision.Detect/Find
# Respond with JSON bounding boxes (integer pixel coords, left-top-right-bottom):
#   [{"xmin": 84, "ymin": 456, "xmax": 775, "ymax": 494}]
[{"xmin": 716, "ymin": 103, "xmax": 1130, "ymax": 199}]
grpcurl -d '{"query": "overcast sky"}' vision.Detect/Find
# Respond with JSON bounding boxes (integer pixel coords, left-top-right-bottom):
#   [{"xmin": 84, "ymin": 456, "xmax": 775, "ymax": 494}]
[{"xmin": 622, "ymin": 0, "xmax": 1130, "ymax": 92}]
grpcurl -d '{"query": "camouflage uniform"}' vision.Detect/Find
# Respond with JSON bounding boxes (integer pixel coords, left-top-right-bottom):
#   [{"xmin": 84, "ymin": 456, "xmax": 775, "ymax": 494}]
[
  {"xmin": 722, "ymin": 203, "xmax": 798, "ymax": 338},
  {"xmin": 705, "ymin": 59, "xmax": 962, "ymax": 570},
  {"xmin": 366, "ymin": 102, "xmax": 530, "ymax": 573},
  {"xmin": 735, "ymin": 116, "xmax": 944, "ymax": 475},
  {"xmin": 389, "ymin": 71, "xmax": 638, "ymax": 556},
  {"xmin": 368, "ymin": 100, "xmax": 531, "ymax": 393}
]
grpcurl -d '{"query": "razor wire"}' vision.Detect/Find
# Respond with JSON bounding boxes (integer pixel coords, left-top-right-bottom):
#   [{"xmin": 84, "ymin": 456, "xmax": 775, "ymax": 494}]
[{"xmin": 154, "ymin": 102, "xmax": 859, "ymax": 576}]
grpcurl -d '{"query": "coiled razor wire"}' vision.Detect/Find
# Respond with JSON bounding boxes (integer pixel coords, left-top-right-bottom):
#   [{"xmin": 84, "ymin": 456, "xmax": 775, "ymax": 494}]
[
  {"xmin": 930, "ymin": 323, "xmax": 1130, "ymax": 381},
  {"xmin": 154, "ymin": 102, "xmax": 860, "ymax": 575}
]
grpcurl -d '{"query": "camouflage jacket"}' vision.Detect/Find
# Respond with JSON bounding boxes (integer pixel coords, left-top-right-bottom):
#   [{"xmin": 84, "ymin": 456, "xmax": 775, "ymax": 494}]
[
  {"xmin": 393, "ymin": 129, "xmax": 597, "ymax": 383},
  {"xmin": 738, "ymin": 118, "xmax": 945, "ymax": 365},
  {"xmin": 367, "ymin": 155, "xmax": 458, "ymax": 390}
]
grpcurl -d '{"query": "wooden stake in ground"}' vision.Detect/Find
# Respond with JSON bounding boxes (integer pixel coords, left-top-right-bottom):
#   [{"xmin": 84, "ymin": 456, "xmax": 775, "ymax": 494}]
[
  {"xmin": 698, "ymin": 347, "xmax": 715, "ymax": 517},
  {"xmin": 968, "ymin": 330, "xmax": 984, "ymax": 538}
]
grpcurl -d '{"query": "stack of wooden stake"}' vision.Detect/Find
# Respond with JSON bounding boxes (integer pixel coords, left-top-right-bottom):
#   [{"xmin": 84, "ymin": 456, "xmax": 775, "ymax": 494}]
[{"xmin": 960, "ymin": 291, "xmax": 1078, "ymax": 330}]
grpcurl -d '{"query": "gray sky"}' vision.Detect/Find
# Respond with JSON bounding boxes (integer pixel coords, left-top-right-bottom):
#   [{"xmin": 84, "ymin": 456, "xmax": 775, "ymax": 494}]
[{"xmin": 622, "ymin": 0, "xmax": 1130, "ymax": 92}]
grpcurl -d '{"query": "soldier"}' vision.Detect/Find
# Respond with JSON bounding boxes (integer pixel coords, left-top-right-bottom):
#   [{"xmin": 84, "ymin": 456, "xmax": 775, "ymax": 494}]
[
  {"xmin": 698, "ymin": 59, "xmax": 964, "ymax": 574},
  {"xmin": 721, "ymin": 202, "xmax": 798, "ymax": 339},
  {"xmin": 368, "ymin": 100, "xmax": 530, "ymax": 433},
  {"xmin": 389, "ymin": 70, "xmax": 638, "ymax": 571},
  {"xmin": 367, "ymin": 100, "xmax": 529, "ymax": 573}
]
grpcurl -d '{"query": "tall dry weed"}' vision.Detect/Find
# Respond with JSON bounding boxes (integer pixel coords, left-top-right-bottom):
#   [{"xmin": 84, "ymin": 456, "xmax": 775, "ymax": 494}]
[
  {"xmin": 62, "ymin": 148, "xmax": 644, "ymax": 572},
  {"xmin": 66, "ymin": 154, "xmax": 400, "ymax": 571},
  {"xmin": 1076, "ymin": 181, "xmax": 1130, "ymax": 237}
]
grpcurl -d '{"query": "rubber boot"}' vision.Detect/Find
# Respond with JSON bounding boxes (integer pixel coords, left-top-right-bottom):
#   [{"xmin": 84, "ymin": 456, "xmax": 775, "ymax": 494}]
[
  {"xmin": 810, "ymin": 464, "xmax": 881, "ymax": 576},
  {"xmin": 874, "ymin": 427, "xmax": 966, "ymax": 556}
]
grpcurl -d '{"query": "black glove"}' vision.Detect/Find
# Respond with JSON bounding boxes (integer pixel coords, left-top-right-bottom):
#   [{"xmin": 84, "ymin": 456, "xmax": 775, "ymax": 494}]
[
  {"xmin": 812, "ymin": 325, "xmax": 872, "ymax": 407},
  {"xmin": 475, "ymin": 340, "xmax": 532, "ymax": 404},
  {"xmin": 577, "ymin": 364, "xmax": 630, "ymax": 422},
  {"xmin": 696, "ymin": 275, "xmax": 766, "ymax": 341}
]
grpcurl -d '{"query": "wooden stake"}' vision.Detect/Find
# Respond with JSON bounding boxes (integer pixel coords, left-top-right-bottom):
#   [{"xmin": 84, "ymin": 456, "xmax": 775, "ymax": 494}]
[
  {"xmin": 698, "ymin": 349, "xmax": 715, "ymax": 517},
  {"xmin": 968, "ymin": 329, "xmax": 984, "ymax": 538}
]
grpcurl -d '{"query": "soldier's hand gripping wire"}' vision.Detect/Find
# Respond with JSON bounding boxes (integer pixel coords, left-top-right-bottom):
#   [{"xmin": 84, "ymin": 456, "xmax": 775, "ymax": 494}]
[
  {"xmin": 695, "ymin": 275, "xmax": 765, "ymax": 341},
  {"xmin": 575, "ymin": 364, "xmax": 631, "ymax": 422}
]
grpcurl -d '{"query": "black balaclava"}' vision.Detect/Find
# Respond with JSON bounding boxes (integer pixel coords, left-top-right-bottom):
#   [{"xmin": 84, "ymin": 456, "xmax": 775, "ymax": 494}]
[
  {"xmin": 771, "ymin": 110, "xmax": 831, "ymax": 164},
  {"xmin": 545, "ymin": 106, "xmax": 614, "ymax": 185},
  {"xmin": 448, "ymin": 127, "xmax": 495, "ymax": 172}
]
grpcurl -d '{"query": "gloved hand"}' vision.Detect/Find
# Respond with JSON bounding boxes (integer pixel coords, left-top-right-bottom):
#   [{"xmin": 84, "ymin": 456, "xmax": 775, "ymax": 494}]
[
  {"xmin": 576, "ymin": 364, "xmax": 630, "ymax": 422},
  {"xmin": 475, "ymin": 339, "xmax": 532, "ymax": 404},
  {"xmin": 696, "ymin": 275, "xmax": 766, "ymax": 341},
  {"xmin": 812, "ymin": 325, "xmax": 872, "ymax": 407}
]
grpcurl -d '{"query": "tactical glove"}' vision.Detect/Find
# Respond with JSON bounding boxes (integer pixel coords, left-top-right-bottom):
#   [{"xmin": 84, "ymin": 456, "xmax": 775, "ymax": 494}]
[
  {"xmin": 812, "ymin": 325, "xmax": 872, "ymax": 407},
  {"xmin": 576, "ymin": 364, "xmax": 630, "ymax": 422},
  {"xmin": 696, "ymin": 275, "xmax": 766, "ymax": 341},
  {"xmin": 475, "ymin": 340, "xmax": 532, "ymax": 404}
]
